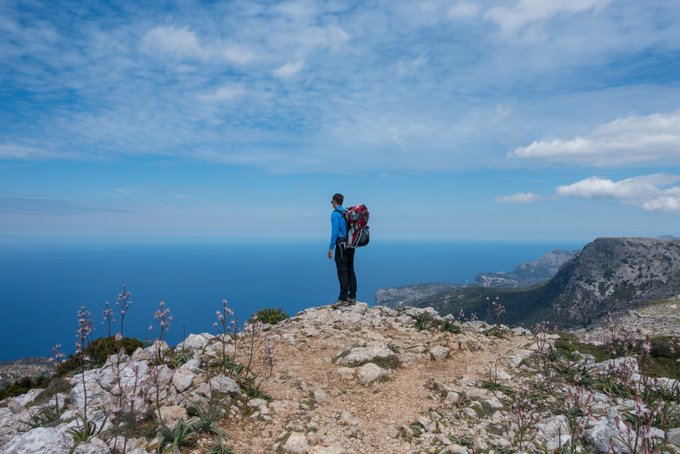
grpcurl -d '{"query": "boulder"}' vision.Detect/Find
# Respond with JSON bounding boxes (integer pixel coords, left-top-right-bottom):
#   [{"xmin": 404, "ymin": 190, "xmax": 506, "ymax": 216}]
[
  {"xmin": 3, "ymin": 427, "xmax": 74, "ymax": 453},
  {"xmin": 429, "ymin": 345, "xmax": 450, "ymax": 361},
  {"xmin": 282, "ymin": 432, "xmax": 310, "ymax": 453},
  {"xmin": 159, "ymin": 405, "xmax": 188, "ymax": 427},
  {"xmin": 535, "ymin": 415, "xmax": 571, "ymax": 451},
  {"xmin": 73, "ymin": 437, "xmax": 111, "ymax": 454},
  {"xmin": 177, "ymin": 333, "xmax": 214, "ymax": 350},
  {"xmin": 357, "ymin": 363, "xmax": 389, "ymax": 385},
  {"xmin": 208, "ymin": 375, "xmax": 242, "ymax": 395},
  {"xmin": 333, "ymin": 345, "xmax": 399, "ymax": 368},
  {"xmin": 668, "ymin": 427, "xmax": 680, "ymax": 447},
  {"xmin": 172, "ymin": 367, "xmax": 195, "ymax": 393},
  {"xmin": 583, "ymin": 413, "xmax": 628, "ymax": 453}
]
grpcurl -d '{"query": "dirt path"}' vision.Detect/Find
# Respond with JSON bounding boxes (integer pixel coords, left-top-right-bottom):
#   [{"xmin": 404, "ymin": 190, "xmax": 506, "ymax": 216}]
[{"xmin": 218, "ymin": 320, "xmax": 529, "ymax": 454}]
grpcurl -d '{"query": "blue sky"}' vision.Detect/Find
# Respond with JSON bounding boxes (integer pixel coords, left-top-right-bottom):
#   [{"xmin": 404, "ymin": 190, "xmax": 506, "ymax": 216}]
[{"xmin": 1, "ymin": 0, "xmax": 679, "ymax": 242}]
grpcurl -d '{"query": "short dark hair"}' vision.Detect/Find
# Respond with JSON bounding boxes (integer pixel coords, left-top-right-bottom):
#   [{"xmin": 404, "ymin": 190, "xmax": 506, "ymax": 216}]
[{"xmin": 332, "ymin": 193, "xmax": 344, "ymax": 205}]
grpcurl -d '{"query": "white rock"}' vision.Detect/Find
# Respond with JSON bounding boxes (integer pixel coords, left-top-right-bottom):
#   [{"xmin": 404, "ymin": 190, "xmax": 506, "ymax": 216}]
[
  {"xmin": 536, "ymin": 415, "xmax": 571, "ymax": 451},
  {"xmin": 429, "ymin": 345, "xmax": 450, "ymax": 360},
  {"xmin": 445, "ymin": 391, "xmax": 462, "ymax": 405},
  {"xmin": 159, "ymin": 405, "xmax": 187, "ymax": 426},
  {"xmin": 4, "ymin": 427, "xmax": 74, "ymax": 453},
  {"xmin": 172, "ymin": 367, "xmax": 195, "ymax": 393},
  {"xmin": 442, "ymin": 445, "xmax": 469, "ymax": 454},
  {"xmin": 336, "ymin": 367, "xmax": 355, "ymax": 380},
  {"xmin": 208, "ymin": 375, "xmax": 242, "ymax": 395},
  {"xmin": 333, "ymin": 345, "xmax": 399, "ymax": 368},
  {"xmin": 177, "ymin": 332, "xmax": 214, "ymax": 350},
  {"xmin": 9, "ymin": 388, "xmax": 43, "ymax": 410},
  {"xmin": 309, "ymin": 444, "xmax": 345, "ymax": 454},
  {"xmin": 73, "ymin": 436, "xmax": 111, "ymax": 454},
  {"xmin": 357, "ymin": 363, "xmax": 389, "ymax": 385},
  {"xmin": 668, "ymin": 427, "xmax": 680, "ymax": 447},
  {"xmin": 282, "ymin": 432, "xmax": 310, "ymax": 453},
  {"xmin": 584, "ymin": 413, "xmax": 628, "ymax": 453}
]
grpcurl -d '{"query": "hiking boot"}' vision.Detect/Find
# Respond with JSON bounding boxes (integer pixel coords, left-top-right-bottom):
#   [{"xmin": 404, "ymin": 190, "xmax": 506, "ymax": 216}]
[
  {"xmin": 332, "ymin": 300, "xmax": 349, "ymax": 309},
  {"xmin": 347, "ymin": 298, "xmax": 357, "ymax": 305}
]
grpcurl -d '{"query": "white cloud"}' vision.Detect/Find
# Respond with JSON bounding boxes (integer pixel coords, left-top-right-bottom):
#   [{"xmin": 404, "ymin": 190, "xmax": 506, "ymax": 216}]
[
  {"xmin": 486, "ymin": 0, "xmax": 613, "ymax": 36},
  {"xmin": 222, "ymin": 44, "xmax": 255, "ymax": 65},
  {"xmin": 140, "ymin": 25, "xmax": 205, "ymax": 59},
  {"xmin": 510, "ymin": 111, "xmax": 680, "ymax": 167},
  {"xmin": 393, "ymin": 55, "xmax": 428, "ymax": 77},
  {"xmin": 0, "ymin": 143, "xmax": 71, "ymax": 160},
  {"xmin": 273, "ymin": 58, "xmax": 305, "ymax": 78},
  {"xmin": 448, "ymin": 2, "xmax": 480, "ymax": 19},
  {"xmin": 494, "ymin": 192, "xmax": 540, "ymax": 203},
  {"xmin": 556, "ymin": 174, "xmax": 680, "ymax": 212},
  {"xmin": 198, "ymin": 85, "xmax": 246, "ymax": 102}
]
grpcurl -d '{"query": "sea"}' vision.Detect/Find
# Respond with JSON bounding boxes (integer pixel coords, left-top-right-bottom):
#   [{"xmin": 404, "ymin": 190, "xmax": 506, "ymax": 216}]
[{"xmin": 0, "ymin": 239, "xmax": 583, "ymax": 362}]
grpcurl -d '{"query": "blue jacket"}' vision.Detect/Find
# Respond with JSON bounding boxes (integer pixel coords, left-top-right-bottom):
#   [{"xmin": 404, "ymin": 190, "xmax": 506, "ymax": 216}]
[{"xmin": 329, "ymin": 206, "xmax": 347, "ymax": 250}]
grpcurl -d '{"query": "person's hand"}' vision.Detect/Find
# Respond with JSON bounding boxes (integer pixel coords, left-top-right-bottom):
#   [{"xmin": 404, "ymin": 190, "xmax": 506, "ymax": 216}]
[{"xmin": 327, "ymin": 249, "xmax": 333, "ymax": 259}]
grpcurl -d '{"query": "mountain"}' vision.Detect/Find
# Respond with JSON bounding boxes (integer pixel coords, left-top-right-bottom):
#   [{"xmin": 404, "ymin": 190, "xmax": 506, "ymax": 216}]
[
  {"xmin": 2, "ymin": 302, "xmax": 680, "ymax": 453},
  {"xmin": 377, "ymin": 237, "xmax": 680, "ymax": 327},
  {"xmin": 375, "ymin": 283, "xmax": 461, "ymax": 308},
  {"xmin": 474, "ymin": 249, "xmax": 577, "ymax": 288}
]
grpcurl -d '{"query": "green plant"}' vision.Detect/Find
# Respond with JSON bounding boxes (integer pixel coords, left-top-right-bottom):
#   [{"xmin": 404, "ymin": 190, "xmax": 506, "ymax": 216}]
[
  {"xmin": 57, "ymin": 336, "xmax": 143, "ymax": 376},
  {"xmin": 19, "ymin": 405, "xmax": 62, "ymax": 430},
  {"xmin": 208, "ymin": 437, "xmax": 235, "ymax": 454},
  {"xmin": 448, "ymin": 434, "xmax": 472, "ymax": 446},
  {"xmin": 439, "ymin": 319, "xmax": 461, "ymax": 334},
  {"xmin": 66, "ymin": 414, "xmax": 107, "ymax": 443},
  {"xmin": 254, "ymin": 307, "xmax": 290, "ymax": 325},
  {"xmin": 0, "ymin": 375, "xmax": 52, "ymax": 401},
  {"xmin": 484, "ymin": 325, "xmax": 508, "ymax": 338},
  {"xmin": 414, "ymin": 312, "xmax": 433, "ymax": 331},
  {"xmin": 188, "ymin": 400, "xmax": 227, "ymax": 437},
  {"xmin": 156, "ymin": 420, "xmax": 198, "ymax": 453},
  {"xmin": 479, "ymin": 366, "xmax": 514, "ymax": 395}
]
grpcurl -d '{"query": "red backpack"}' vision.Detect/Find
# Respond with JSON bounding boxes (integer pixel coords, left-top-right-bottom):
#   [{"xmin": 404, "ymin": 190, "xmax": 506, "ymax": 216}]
[{"xmin": 344, "ymin": 204, "xmax": 370, "ymax": 248}]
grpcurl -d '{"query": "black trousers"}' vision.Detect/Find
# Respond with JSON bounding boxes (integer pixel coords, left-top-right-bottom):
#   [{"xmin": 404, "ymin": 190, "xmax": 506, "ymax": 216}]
[{"xmin": 334, "ymin": 242, "xmax": 357, "ymax": 301}]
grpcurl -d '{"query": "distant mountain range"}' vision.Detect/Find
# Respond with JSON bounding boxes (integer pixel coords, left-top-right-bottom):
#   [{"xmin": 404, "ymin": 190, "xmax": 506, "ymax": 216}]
[
  {"xmin": 474, "ymin": 249, "xmax": 577, "ymax": 288},
  {"xmin": 376, "ymin": 237, "xmax": 680, "ymax": 327}
]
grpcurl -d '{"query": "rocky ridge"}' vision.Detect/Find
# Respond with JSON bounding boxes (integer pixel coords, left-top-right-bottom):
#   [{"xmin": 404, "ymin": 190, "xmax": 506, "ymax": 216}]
[
  {"xmin": 376, "ymin": 237, "xmax": 680, "ymax": 327},
  {"xmin": 474, "ymin": 249, "xmax": 576, "ymax": 288},
  {"xmin": 1, "ymin": 303, "xmax": 680, "ymax": 453}
]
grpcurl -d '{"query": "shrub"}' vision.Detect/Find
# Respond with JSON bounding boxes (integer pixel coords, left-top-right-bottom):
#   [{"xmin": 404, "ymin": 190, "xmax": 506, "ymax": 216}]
[
  {"xmin": 0, "ymin": 375, "xmax": 52, "ymax": 401},
  {"xmin": 414, "ymin": 312, "xmax": 433, "ymax": 331},
  {"xmin": 254, "ymin": 308, "xmax": 289, "ymax": 325},
  {"xmin": 57, "ymin": 336, "xmax": 143, "ymax": 376}
]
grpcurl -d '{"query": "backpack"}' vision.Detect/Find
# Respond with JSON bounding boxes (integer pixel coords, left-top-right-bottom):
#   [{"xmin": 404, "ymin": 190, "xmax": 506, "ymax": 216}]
[{"xmin": 343, "ymin": 204, "xmax": 370, "ymax": 248}]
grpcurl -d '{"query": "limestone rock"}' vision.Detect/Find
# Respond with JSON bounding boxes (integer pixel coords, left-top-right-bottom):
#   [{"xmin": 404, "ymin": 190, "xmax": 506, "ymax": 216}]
[
  {"xmin": 73, "ymin": 437, "xmax": 111, "ymax": 454},
  {"xmin": 171, "ymin": 367, "xmax": 195, "ymax": 393},
  {"xmin": 333, "ymin": 345, "xmax": 399, "ymax": 368},
  {"xmin": 429, "ymin": 345, "xmax": 450, "ymax": 360},
  {"xmin": 357, "ymin": 363, "xmax": 389, "ymax": 385},
  {"xmin": 282, "ymin": 432, "xmax": 310, "ymax": 453},
  {"xmin": 177, "ymin": 332, "xmax": 214, "ymax": 350},
  {"xmin": 159, "ymin": 405, "xmax": 187, "ymax": 426},
  {"xmin": 310, "ymin": 444, "xmax": 345, "ymax": 454},
  {"xmin": 536, "ymin": 415, "xmax": 571, "ymax": 451},
  {"xmin": 208, "ymin": 375, "xmax": 242, "ymax": 395},
  {"xmin": 668, "ymin": 427, "xmax": 680, "ymax": 447},
  {"xmin": 4, "ymin": 427, "xmax": 74, "ymax": 453}
]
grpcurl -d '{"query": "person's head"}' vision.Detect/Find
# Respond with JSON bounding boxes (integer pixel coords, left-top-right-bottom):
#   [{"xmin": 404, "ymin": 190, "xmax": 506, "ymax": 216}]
[{"xmin": 331, "ymin": 193, "xmax": 344, "ymax": 208}]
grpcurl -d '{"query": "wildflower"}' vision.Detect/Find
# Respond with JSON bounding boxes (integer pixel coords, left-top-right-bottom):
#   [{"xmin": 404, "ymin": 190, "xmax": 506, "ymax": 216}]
[{"xmin": 114, "ymin": 285, "xmax": 132, "ymax": 336}]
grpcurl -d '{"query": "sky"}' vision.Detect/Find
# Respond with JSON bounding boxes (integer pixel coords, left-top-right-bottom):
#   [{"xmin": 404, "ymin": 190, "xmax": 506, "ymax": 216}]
[{"xmin": 1, "ymin": 0, "xmax": 679, "ymax": 242}]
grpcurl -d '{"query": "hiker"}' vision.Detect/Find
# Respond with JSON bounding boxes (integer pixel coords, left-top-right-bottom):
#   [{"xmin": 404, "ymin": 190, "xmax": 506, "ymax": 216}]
[{"xmin": 328, "ymin": 193, "xmax": 357, "ymax": 307}]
